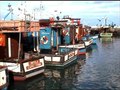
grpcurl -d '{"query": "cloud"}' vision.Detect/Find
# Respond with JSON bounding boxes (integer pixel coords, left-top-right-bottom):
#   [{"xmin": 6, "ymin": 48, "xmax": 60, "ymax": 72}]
[{"xmin": 0, "ymin": 1, "xmax": 120, "ymax": 26}]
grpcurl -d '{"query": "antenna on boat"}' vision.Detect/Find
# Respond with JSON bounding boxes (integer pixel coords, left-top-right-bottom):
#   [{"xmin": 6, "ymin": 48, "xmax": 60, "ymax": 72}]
[
  {"xmin": 4, "ymin": 3, "xmax": 13, "ymax": 20},
  {"xmin": 104, "ymin": 17, "xmax": 107, "ymax": 26},
  {"xmin": 39, "ymin": 1, "xmax": 44, "ymax": 19},
  {"xmin": 33, "ymin": 8, "xmax": 39, "ymax": 53},
  {"xmin": 17, "ymin": 1, "xmax": 26, "ymax": 62}
]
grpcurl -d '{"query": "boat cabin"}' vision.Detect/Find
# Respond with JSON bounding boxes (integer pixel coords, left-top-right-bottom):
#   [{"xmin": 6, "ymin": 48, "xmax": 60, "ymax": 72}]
[
  {"xmin": 39, "ymin": 18, "xmax": 78, "ymax": 67},
  {"xmin": 0, "ymin": 20, "xmax": 45, "ymax": 81}
]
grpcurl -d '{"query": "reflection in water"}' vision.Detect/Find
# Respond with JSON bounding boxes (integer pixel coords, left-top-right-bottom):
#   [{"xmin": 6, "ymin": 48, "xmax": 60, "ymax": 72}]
[
  {"xmin": 8, "ymin": 37, "xmax": 120, "ymax": 90},
  {"xmin": 9, "ymin": 74, "xmax": 45, "ymax": 90},
  {"xmin": 8, "ymin": 58, "xmax": 86, "ymax": 90},
  {"xmin": 73, "ymin": 38, "xmax": 120, "ymax": 90},
  {"xmin": 100, "ymin": 38, "xmax": 113, "ymax": 43},
  {"xmin": 44, "ymin": 59, "xmax": 86, "ymax": 90}
]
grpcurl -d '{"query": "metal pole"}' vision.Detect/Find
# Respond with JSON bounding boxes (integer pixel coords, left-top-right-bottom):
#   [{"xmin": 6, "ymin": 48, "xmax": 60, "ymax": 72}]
[
  {"xmin": 56, "ymin": 29, "xmax": 59, "ymax": 50},
  {"xmin": 18, "ymin": 32, "xmax": 22, "ymax": 61},
  {"xmin": 105, "ymin": 18, "xmax": 107, "ymax": 26}
]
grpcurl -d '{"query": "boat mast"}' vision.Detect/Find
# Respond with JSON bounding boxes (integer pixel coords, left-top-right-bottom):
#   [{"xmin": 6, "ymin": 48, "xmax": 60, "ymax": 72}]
[
  {"xmin": 4, "ymin": 3, "xmax": 13, "ymax": 20},
  {"xmin": 18, "ymin": 1, "xmax": 27, "ymax": 61},
  {"xmin": 104, "ymin": 17, "xmax": 107, "ymax": 26},
  {"xmin": 18, "ymin": 32, "xmax": 22, "ymax": 61},
  {"xmin": 33, "ymin": 8, "xmax": 40, "ymax": 54}
]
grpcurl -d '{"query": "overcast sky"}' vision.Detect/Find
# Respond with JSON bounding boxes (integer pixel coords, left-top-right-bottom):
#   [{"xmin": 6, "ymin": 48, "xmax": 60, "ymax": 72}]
[{"xmin": 0, "ymin": 1, "xmax": 120, "ymax": 26}]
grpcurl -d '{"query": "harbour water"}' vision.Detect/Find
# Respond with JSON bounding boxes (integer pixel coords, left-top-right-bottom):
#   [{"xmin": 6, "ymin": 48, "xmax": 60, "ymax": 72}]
[{"xmin": 8, "ymin": 37, "xmax": 120, "ymax": 90}]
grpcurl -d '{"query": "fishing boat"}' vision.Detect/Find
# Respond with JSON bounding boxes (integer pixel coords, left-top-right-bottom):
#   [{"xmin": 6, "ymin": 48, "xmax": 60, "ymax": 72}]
[
  {"xmin": 59, "ymin": 43, "xmax": 85, "ymax": 55},
  {"xmin": 0, "ymin": 66, "xmax": 9, "ymax": 90},
  {"xmin": 99, "ymin": 27, "xmax": 113, "ymax": 38},
  {"xmin": 90, "ymin": 34, "xmax": 98, "ymax": 44},
  {"xmin": 0, "ymin": 20, "xmax": 45, "ymax": 81},
  {"xmin": 100, "ymin": 33, "xmax": 113, "ymax": 38},
  {"xmin": 39, "ymin": 19, "xmax": 78, "ymax": 68},
  {"xmin": 81, "ymin": 26, "xmax": 94, "ymax": 47},
  {"xmin": 82, "ymin": 36, "xmax": 93, "ymax": 47},
  {"xmin": 58, "ymin": 17, "xmax": 87, "ymax": 56}
]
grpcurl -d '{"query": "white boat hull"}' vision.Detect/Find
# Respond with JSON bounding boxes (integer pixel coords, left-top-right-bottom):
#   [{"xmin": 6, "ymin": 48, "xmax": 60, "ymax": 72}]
[
  {"xmin": 0, "ymin": 66, "xmax": 8, "ymax": 90},
  {"xmin": 0, "ymin": 58, "xmax": 44, "ymax": 81}
]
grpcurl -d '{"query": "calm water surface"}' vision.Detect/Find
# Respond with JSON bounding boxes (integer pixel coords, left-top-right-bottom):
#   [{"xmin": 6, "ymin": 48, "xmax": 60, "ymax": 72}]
[{"xmin": 8, "ymin": 37, "xmax": 120, "ymax": 90}]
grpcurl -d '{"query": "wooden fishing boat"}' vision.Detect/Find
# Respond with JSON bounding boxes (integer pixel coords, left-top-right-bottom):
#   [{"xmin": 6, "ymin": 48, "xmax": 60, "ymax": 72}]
[
  {"xmin": 84, "ymin": 38, "xmax": 93, "ymax": 47},
  {"xmin": 90, "ymin": 35, "xmax": 98, "ymax": 44},
  {"xmin": 43, "ymin": 48, "xmax": 78, "ymax": 67},
  {"xmin": 39, "ymin": 19, "xmax": 78, "ymax": 67},
  {"xmin": 99, "ymin": 27, "xmax": 113, "ymax": 38},
  {"xmin": 0, "ymin": 66, "xmax": 9, "ymax": 90},
  {"xmin": 0, "ymin": 20, "xmax": 45, "ymax": 81},
  {"xmin": 58, "ymin": 17, "xmax": 87, "ymax": 55}
]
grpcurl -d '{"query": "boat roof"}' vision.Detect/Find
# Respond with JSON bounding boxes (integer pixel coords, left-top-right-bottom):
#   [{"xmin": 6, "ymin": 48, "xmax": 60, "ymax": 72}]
[{"xmin": 0, "ymin": 20, "xmax": 40, "ymax": 33}]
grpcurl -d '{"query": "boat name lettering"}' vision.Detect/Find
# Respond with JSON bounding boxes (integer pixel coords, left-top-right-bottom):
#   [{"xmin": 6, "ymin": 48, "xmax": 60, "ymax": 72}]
[
  {"xmin": 26, "ymin": 60, "xmax": 42, "ymax": 70},
  {"xmin": 69, "ymin": 52, "xmax": 74, "ymax": 58}
]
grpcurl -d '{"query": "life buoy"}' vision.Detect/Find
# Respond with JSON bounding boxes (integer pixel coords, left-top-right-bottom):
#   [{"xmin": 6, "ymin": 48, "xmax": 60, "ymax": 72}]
[
  {"xmin": 0, "ymin": 34, "xmax": 5, "ymax": 46},
  {"xmin": 62, "ymin": 29, "xmax": 69, "ymax": 36},
  {"xmin": 40, "ymin": 36, "xmax": 48, "ymax": 44}
]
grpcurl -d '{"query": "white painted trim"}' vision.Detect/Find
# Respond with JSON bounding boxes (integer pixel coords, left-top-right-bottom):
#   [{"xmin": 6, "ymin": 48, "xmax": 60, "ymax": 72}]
[
  {"xmin": 64, "ymin": 55, "xmax": 68, "ymax": 61},
  {"xmin": 0, "ymin": 70, "xmax": 7, "ymax": 86},
  {"xmin": 75, "ymin": 50, "xmax": 78, "ymax": 55},
  {"xmin": 8, "ymin": 37, "xmax": 11, "ymax": 57},
  {"xmin": 69, "ymin": 51, "xmax": 75, "ymax": 59},
  {"xmin": 52, "ymin": 57, "xmax": 61, "ymax": 62},
  {"xmin": 0, "ymin": 62, "xmax": 21, "ymax": 72},
  {"xmin": 44, "ymin": 56, "xmax": 51, "ymax": 61},
  {"xmin": 59, "ymin": 44, "xmax": 85, "ymax": 49}
]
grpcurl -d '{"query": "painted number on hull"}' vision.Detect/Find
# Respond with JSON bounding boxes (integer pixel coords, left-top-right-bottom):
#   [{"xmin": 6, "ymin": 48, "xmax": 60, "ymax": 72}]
[
  {"xmin": 24, "ymin": 59, "xmax": 44, "ymax": 72},
  {"xmin": 69, "ymin": 52, "xmax": 75, "ymax": 59},
  {"xmin": 26, "ymin": 60, "xmax": 42, "ymax": 70}
]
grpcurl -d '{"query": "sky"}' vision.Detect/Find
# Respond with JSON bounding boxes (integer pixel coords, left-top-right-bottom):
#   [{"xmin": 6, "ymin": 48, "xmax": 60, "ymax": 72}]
[{"xmin": 0, "ymin": 1, "xmax": 120, "ymax": 26}]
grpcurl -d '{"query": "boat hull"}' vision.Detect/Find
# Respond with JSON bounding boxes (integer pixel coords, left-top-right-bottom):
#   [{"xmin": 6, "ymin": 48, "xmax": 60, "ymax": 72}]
[
  {"xmin": 42, "ymin": 49, "xmax": 78, "ymax": 68},
  {"xmin": 90, "ymin": 35, "xmax": 98, "ymax": 44},
  {"xmin": 59, "ymin": 44, "xmax": 86, "ymax": 55},
  {"xmin": 0, "ymin": 58, "xmax": 44, "ymax": 81},
  {"xmin": 0, "ymin": 66, "xmax": 9, "ymax": 90},
  {"xmin": 100, "ymin": 33, "xmax": 113, "ymax": 38}
]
